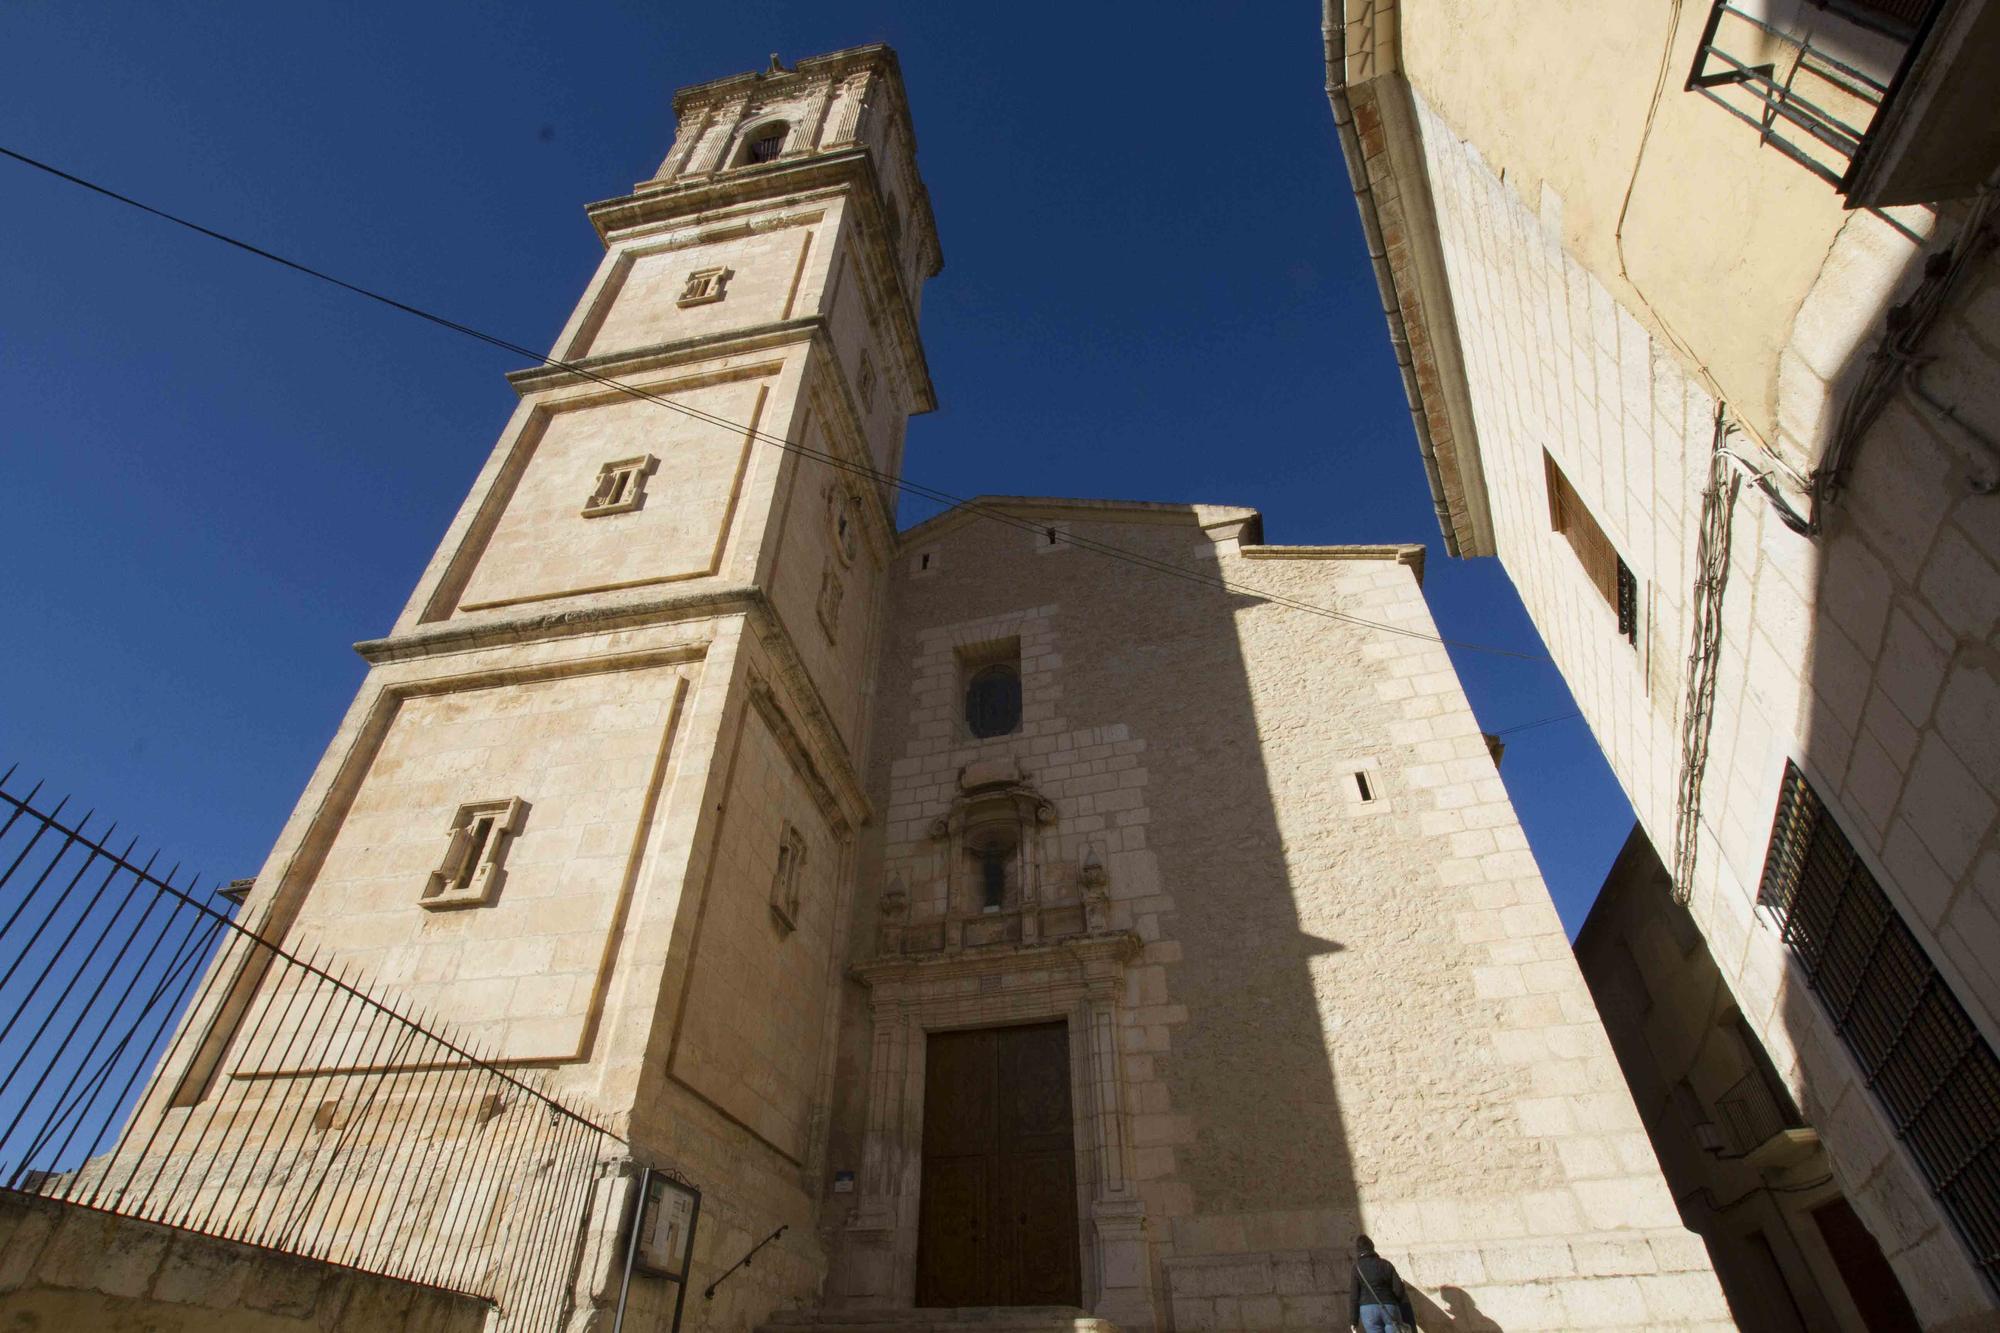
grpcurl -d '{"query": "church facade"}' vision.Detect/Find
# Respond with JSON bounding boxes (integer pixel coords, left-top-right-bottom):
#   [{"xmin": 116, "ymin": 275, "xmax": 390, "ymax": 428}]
[{"xmin": 179, "ymin": 46, "xmax": 1729, "ymax": 1331}]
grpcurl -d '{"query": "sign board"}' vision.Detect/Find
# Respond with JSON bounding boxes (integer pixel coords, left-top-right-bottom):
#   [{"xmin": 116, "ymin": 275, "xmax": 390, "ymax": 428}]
[{"xmin": 634, "ymin": 1169, "xmax": 699, "ymax": 1279}]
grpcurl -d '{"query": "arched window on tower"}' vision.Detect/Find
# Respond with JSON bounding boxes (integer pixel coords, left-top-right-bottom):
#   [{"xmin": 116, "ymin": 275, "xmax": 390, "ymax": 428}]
[
  {"xmin": 965, "ymin": 664, "xmax": 1022, "ymax": 738},
  {"xmin": 740, "ymin": 122, "xmax": 789, "ymax": 165}
]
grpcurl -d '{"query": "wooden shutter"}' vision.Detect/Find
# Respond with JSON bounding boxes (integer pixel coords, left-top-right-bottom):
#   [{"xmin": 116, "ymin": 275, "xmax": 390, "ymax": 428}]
[{"xmin": 1545, "ymin": 452, "xmax": 1621, "ymax": 608}]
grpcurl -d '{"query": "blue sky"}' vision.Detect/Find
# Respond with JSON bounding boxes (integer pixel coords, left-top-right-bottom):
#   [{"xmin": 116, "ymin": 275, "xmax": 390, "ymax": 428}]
[{"xmin": 0, "ymin": 3, "xmax": 1633, "ymax": 933}]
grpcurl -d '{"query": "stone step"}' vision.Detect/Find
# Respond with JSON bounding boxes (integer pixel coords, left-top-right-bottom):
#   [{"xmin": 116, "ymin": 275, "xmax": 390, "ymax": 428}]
[{"xmin": 758, "ymin": 1307, "xmax": 1118, "ymax": 1333}]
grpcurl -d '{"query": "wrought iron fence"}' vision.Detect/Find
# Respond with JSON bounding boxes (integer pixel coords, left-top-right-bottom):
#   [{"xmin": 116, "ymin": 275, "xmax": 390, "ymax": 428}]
[{"xmin": 0, "ymin": 767, "xmax": 624, "ymax": 1330}]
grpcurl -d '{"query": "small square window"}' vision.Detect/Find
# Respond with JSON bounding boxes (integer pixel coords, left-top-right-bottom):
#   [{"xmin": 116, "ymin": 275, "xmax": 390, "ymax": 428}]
[
  {"xmin": 422, "ymin": 797, "xmax": 526, "ymax": 910},
  {"xmin": 770, "ymin": 824, "xmax": 807, "ymax": 934},
  {"xmin": 677, "ymin": 267, "xmax": 731, "ymax": 307},
  {"xmin": 583, "ymin": 455, "xmax": 658, "ymax": 518}
]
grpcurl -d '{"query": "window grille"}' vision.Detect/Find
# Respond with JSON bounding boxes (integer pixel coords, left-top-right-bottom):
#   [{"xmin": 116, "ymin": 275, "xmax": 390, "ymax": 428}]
[
  {"xmin": 1759, "ymin": 762, "xmax": 2000, "ymax": 1296},
  {"xmin": 1616, "ymin": 558, "xmax": 1639, "ymax": 646},
  {"xmin": 747, "ymin": 129, "xmax": 786, "ymax": 163}
]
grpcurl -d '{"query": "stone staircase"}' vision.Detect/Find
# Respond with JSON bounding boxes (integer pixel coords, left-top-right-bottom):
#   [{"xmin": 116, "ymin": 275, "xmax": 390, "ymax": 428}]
[{"xmin": 758, "ymin": 1308, "xmax": 1119, "ymax": 1333}]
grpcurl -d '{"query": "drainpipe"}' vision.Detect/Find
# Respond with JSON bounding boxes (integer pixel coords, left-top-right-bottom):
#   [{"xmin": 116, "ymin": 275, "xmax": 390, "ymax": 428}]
[{"xmin": 1321, "ymin": 1, "xmax": 1462, "ymax": 557}]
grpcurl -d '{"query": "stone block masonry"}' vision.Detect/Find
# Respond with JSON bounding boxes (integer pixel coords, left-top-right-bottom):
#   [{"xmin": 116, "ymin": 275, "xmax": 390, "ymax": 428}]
[
  {"xmin": 1408, "ymin": 70, "xmax": 2000, "ymax": 1322},
  {"xmin": 819, "ymin": 498, "xmax": 1729, "ymax": 1329},
  {"xmin": 0, "ymin": 1192, "xmax": 487, "ymax": 1332}
]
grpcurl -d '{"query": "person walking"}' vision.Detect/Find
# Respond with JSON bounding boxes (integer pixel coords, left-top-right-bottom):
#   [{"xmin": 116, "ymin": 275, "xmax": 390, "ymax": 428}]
[{"xmin": 1350, "ymin": 1233, "xmax": 1417, "ymax": 1333}]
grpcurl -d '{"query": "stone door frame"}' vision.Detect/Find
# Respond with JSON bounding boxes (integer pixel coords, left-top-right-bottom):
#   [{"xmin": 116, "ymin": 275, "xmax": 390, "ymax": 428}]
[{"xmin": 845, "ymin": 933, "xmax": 1155, "ymax": 1327}]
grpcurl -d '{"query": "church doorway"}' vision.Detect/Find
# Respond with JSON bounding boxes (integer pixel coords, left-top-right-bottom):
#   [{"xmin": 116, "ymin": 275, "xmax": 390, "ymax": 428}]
[{"xmin": 915, "ymin": 1021, "xmax": 1082, "ymax": 1308}]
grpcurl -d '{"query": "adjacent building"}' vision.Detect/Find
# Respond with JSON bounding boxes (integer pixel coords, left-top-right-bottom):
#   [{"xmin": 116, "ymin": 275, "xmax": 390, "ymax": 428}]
[
  {"xmin": 1326, "ymin": 0, "xmax": 2000, "ymax": 1325},
  {"xmin": 95, "ymin": 42, "xmax": 1742, "ymax": 1333},
  {"xmin": 1579, "ymin": 828, "xmax": 1926, "ymax": 1331}
]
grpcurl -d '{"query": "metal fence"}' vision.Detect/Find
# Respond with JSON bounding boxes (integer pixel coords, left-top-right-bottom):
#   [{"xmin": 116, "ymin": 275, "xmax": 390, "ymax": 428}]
[
  {"xmin": 0, "ymin": 767, "xmax": 624, "ymax": 1330},
  {"xmin": 1686, "ymin": 0, "xmax": 1905, "ymax": 189},
  {"xmin": 1714, "ymin": 1070, "xmax": 1803, "ymax": 1157}
]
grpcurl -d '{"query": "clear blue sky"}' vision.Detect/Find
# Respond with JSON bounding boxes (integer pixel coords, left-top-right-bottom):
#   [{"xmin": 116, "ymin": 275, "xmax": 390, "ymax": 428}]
[{"xmin": 0, "ymin": 3, "xmax": 1634, "ymax": 934}]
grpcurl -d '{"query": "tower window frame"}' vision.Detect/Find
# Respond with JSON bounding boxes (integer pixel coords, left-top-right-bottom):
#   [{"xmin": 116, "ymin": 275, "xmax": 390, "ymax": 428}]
[
  {"xmin": 422, "ymin": 797, "xmax": 526, "ymax": 910},
  {"xmin": 817, "ymin": 566, "xmax": 845, "ymax": 643},
  {"xmin": 770, "ymin": 823, "xmax": 807, "ymax": 934},
  {"xmin": 582, "ymin": 454, "xmax": 659, "ymax": 518},
  {"xmin": 738, "ymin": 121, "xmax": 791, "ymax": 167},
  {"xmin": 677, "ymin": 267, "xmax": 731, "ymax": 307},
  {"xmin": 856, "ymin": 350, "xmax": 877, "ymax": 414},
  {"xmin": 829, "ymin": 488, "xmax": 862, "ymax": 565}
]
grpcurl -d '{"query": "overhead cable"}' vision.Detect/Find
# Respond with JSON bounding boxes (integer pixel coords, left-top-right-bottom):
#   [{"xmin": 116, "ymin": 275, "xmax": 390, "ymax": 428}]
[{"xmin": 0, "ymin": 144, "xmax": 1554, "ymax": 663}]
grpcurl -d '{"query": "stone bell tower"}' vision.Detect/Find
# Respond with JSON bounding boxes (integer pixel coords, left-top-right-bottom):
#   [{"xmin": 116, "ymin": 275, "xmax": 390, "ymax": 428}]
[{"xmin": 215, "ymin": 43, "xmax": 942, "ymax": 1323}]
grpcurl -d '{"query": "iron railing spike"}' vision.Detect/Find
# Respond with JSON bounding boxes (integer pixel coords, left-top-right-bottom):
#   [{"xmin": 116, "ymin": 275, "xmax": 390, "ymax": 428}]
[{"xmin": 0, "ymin": 778, "xmax": 635, "ymax": 1323}]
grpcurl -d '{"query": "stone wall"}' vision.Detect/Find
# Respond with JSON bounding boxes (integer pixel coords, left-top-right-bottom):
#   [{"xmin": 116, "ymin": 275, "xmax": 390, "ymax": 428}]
[
  {"xmin": 0, "ymin": 1193, "xmax": 486, "ymax": 1332},
  {"xmin": 1577, "ymin": 827, "xmax": 1922, "ymax": 1331},
  {"xmin": 822, "ymin": 499, "xmax": 1729, "ymax": 1330},
  {"xmin": 1407, "ymin": 75, "xmax": 2000, "ymax": 1324}
]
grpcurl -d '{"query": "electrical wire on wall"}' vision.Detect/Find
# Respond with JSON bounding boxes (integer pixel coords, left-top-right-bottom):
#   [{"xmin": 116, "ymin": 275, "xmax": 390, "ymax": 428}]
[
  {"xmin": 0, "ymin": 144, "xmax": 1556, "ymax": 666},
  {"xmin": 1670, "ymin": 405, "xmax": 1742, "ymax": 905},
  {"xmin": 1814, "ymin": 178, "xmax": 2000, "ymax": 522}
]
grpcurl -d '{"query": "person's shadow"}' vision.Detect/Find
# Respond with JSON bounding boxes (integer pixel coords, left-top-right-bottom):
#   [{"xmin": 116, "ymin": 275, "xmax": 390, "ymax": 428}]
[{"xmin": 1409, "ymin": 1285, "xmax": 1503, "ymax": 1331}]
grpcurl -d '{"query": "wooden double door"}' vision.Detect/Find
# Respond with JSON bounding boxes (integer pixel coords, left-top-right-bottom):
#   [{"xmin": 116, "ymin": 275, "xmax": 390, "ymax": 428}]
[{"xmin": 915, "ymin": 1021, "xmax": 1082, "ymax": 1308}]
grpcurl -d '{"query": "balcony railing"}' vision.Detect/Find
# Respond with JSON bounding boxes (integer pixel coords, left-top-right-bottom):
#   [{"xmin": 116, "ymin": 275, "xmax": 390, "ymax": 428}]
[
  {"xmin": 1714, "ymin": 1070, "xmax": 1807, "ymax": 1157},
  {"xmin": 0, "ymin": 768, "xmax": 625, "ymax": 1332},
  {"xmin": 1687, "ymin": 1, "xmax": 1917, "ymax": 188}
]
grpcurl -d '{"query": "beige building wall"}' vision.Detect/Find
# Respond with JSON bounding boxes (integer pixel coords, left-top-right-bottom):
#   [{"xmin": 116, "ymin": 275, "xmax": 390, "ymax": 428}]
[
  {"xmin": 1331, "ymin": 1, "xmax": 2000, "ymax": 1323},
  {"xmin": 821, "ymin": 499, "xmax": 1730, "ymax": 1330},
  {"xmin": 1578, "ymin": 827, "xmax": 1926, "ymax": 1333},
  {"xmin": 0, "ymin": 1193, "xmax": 488, "ymax": 1333},
  {"xmin": 120, "ymin": 46, "xmax": 941, "ymax": 1333}
]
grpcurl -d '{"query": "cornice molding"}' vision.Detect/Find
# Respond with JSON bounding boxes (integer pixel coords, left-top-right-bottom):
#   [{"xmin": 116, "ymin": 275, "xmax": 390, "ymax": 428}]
[
  {"xmin": 504, "ymin": 320, "xmax": 819, "ymax": 397},
  {"xmin": 353, "ymin": 586, "xmax": 872, "ymax": 827},
  {"xmin": 1240, "ymin": 541, "xmax": 1426, "ymax": 583},
  {"xmin": 851, "ymin": 931, "xmax": 1143, "ymax": 990}
]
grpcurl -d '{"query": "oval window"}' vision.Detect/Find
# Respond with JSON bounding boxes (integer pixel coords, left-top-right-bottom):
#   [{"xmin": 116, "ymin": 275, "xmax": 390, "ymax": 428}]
[{"xmin": 965, "ymin": 665, "xmax": 1022, "ymax": 738}]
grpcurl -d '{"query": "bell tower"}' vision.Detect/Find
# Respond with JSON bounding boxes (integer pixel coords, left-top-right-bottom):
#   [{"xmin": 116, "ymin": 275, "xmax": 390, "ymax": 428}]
[{"xmin": 213, "ymin": 44, "xmax": 942, "ymax": 1324}]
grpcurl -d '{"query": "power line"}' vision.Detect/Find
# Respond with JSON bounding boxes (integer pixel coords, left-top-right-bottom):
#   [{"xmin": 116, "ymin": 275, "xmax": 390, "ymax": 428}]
[
  {"xmin": 0, "ymin": 143, "xmax": 1553, "ymax": 663},
  {"xmin": 1490, "ymin": 710, "xmax": 1582, "ymax": 737}
]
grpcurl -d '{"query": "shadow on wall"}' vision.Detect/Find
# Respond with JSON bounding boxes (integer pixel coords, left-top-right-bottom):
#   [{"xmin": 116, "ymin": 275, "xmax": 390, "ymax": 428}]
[
  {"xmin": 842, "ymin": 511, "xmax": 1372, "ymax": 1319},
  {"xmin": 1413, "ymin": 1284, "xmax": 1504, "ymax": 1331},
  {"xmin": 1756, "ymin": 194, "xmax": 1998, "ymax": 1321}
]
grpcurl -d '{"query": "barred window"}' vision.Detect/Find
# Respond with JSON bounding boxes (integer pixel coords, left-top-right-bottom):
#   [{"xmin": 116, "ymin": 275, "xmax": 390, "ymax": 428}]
[
  {"xmin": 744, "ymin": 124, "xmax": 788, "ymax": 164},
  {"xmin": 1759, "ymin": 762, "xmax": 2000, "ymax": 1297}
]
